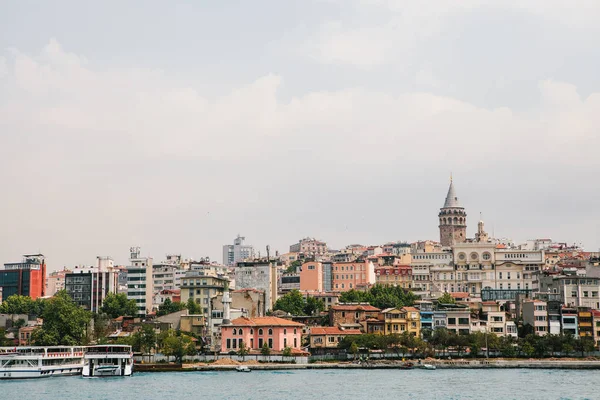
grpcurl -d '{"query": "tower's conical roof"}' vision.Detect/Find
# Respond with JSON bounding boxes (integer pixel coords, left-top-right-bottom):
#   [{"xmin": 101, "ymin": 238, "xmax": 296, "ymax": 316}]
[{"xmin": 443, "ymin": 179, "xmax": 461, "ymax": 208}]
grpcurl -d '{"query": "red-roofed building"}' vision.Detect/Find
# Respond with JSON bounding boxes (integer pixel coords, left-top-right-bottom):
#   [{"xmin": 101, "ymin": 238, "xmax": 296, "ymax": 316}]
[
  {"xmin": 220, "ymin": 316, "xmax": 304, "ymax": 353},
  {"xmin": 329, "ymin": 303, "xmax": 381, "ymax": 332},
  {"xmin": 309, "ymin": 327, "xmax": 362, "ymax": 350},
  {"xmin": 375, "ymin": 265, "xmax": 412, "ymax": 289}
]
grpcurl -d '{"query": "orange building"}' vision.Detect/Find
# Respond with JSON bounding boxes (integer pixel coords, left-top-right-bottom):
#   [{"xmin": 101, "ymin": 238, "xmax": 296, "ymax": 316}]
[
  {"xmin": 300, "ymin": 261, "xmax": 323, "ymax": 292},
  {"xmin": 0, "ymin": 254, "xmax": 47, "ymax": 300}
]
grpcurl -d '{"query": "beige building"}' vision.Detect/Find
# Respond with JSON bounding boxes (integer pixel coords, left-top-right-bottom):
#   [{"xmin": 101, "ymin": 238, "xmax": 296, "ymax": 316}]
[
  {"xmin": 46, "ymin": 268, "xmax": 71, "ymax": 296},
  {"xmin": 290, "ymin": 238, "xmax": 328, "ymax": 256},
  {"xmin": 309, "ymin": 327, "xmax": 361, "ymax": 349},
  {"xmin": 212, "ymin": 288, "xmax": 266, "ymax": 318},
  {"xmin": 180, "ymin": 273, "xmax": 228, "ymax": 315},
  {"xmin": 523, "ymin": 299, "xmax": 548, "ymax": 336}
]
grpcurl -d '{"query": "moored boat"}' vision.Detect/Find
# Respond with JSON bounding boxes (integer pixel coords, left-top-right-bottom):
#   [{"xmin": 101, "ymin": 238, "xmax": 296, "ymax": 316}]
[
  {"xmin": 235, "ymin": 365, "xmax": 251, "ymax": 372},
  {"xmin": 83, "ymin": 345, "xmax": 134, "ymax": 377},
  {"xmin": 0, "ymin": 346, "xmax": 85, "ymax": 379}
]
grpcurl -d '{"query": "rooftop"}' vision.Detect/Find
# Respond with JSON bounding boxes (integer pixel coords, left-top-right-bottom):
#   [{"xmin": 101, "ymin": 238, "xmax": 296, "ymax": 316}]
[{"xmin": 227, "ymin": 316, "xmax": 304, "ymax": 327}]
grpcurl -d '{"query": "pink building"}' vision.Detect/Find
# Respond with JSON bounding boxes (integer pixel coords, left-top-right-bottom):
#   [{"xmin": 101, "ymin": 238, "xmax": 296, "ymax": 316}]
[
  {"xmin": 332, "ymin": 260, "xmax": 376, "ymax": 291},
  {"xmin": 220, "ymin": 316, "xmax": 305, "ymax": 353},
  {"xmin": 300, "ymin": 261, "xmax": 323, "ymax": 292}
]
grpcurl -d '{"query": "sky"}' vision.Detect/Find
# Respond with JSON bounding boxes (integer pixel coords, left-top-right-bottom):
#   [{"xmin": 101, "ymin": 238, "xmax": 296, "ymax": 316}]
[{"xmin": 1, "ymin": 0, "xmax": 599, "ymax": 270}]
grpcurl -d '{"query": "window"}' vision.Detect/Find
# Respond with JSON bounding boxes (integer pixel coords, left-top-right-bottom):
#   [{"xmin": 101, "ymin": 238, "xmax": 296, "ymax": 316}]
[
  {"xmin": 571, "ymin": 291, "xmax": 577, "ymax": 297},
  {"xmin": 239, "ymin": 328, "xmax": 243, "ymax": 335},
  {"xmin": 328, "ymin": 337, "xmax": 335, "ymax": 343},
  {"xmin": 226, "ymin": 339, "xmax": 231, "ymax": 348},
  {"xmin": 268, "ymin": 338, "xmax": 273, "ymax": 348},
  {"xmin": 232, "ymin": 339, "xmax": 237, "ymax": 349},
  {"xmin": 284, "ymin": 329, "xmax": 287, "ymax": 335},
  {"xmin": 448, "ymin": 318, "xmax": 456, "ymax": 325},
  {"xmin": 341, "ymin": 312, "xmax": 345, "ymax": 318},
  {"xmin": 232, "ymin": 328, "xmax": 237, "ymax": 335},
  {"xmin": 294, "ymin": 328, "xmax": 297, "ymax": 334},
  {"xmin": 584, "ymin": 291, "xmax": 589, "ymax": 298},
  {"xmin": 258, "ymin": 328, "xmax": 263, "ymax": 335},
  {"xmin": 458, "ymin": 318, "xmax": 469, "ymax": 325},
  {"xmin": 499, "ymin": 272, "xmax": 502, "ymax": 279},
  {"xmin": 250, "ymin": 329, "xmax": 254, "ymax": 334},
  {"xmin": 268, "ymin": 328, "xmax": 273, "ymax": 336}
]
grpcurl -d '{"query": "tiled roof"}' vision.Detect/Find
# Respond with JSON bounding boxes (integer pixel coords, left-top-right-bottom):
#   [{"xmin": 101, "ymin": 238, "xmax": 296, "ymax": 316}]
[
  {"xmin": 332, "ymin": 304, "xmax": 381, "ymax": 312},
  {"xmin": 310, "ymin": 327, "xmax": 362, "ymax": 335},
  {"xmin": 228, "ymin": 316, "xmax": 304, "ymax": 327},
  {"xmin": 451, "ymin": 292, "xmax": 469, "ymax": 298}
]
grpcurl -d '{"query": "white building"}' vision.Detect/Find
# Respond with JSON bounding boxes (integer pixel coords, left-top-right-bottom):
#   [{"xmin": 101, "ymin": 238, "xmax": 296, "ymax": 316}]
[
  {"xmin": 222, "ymin": 235, "xmax": 255, "ymax": 266},
  {"xmin": 234, "ymin": 261, "xmax": 277, "ymax": 311},
  {"xmin": 126, "ymin": 247, "xmax": 154, "ymax": 317}
]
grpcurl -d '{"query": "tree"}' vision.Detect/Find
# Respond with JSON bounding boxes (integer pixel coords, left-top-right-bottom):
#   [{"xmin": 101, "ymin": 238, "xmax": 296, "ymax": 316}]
[
  {"xmin": 437, "ymin": 292, "xmax": 455, "ymax": 305},
  {"xmin": 0, "ymin": 328, "xmax": 11, "ymax": 346},
  {"xmin": 238, "ymin": 341, "xmax": 249, "ymax": 359},
  {"xmin": 0, "ymin": 295, "xmax": 45, "ymax": 316},
  {"xmin": 161, "ymin": 331, "xmax": 196, "ymax": 364},
  {"xmin": 304, "ymin": 297, "xmax": 325, "ymax": 316},
  {"xmin": 186, "ymin": 298, "xmax": 202, "ymax": 315},
  {"xmin": 574, "ymin": 336, "xmax": 596, "ymax": 357},
  {"xmin": 133, "ymin": 324, "xmax": 157, "ymax": 362},
  {"xmin": 156, "ymin": 298, "xmax": 186, "ymax": 317},
  {"xmin": 339, "ymin": 285, "xmax": 417, "ymax": 309},
  {"xmin": 261, "ymin": 342, "xmax": 271, "ymax": 356},
  {"xmin": 100, "ymin": 293, "xmax": 138, "ymax": 318},
  {"xmin": 273, "ymin": 290, "xmax": 305, "ymax": 316},
  {"xmin": 282, "ymin": 346, "xmax": 293, "ymax": 357},
  {"xmin": 349, "ymin": 342, "xmax": 359, "ymax": 360},
  {"xmin": 521, "ymin": 341, "xmax": 535, "ymax": 357},
  {"xmin": 286, "ymin": 260, "xmax": 302, "ymax": 274},
  {"xmin": 31, "ymin": 291, "xmax": 91, "ymax": 346}
]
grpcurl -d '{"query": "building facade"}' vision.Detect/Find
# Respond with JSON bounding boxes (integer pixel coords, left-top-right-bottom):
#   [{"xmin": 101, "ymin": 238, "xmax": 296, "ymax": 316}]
[
  {"xmin": 220, "ymin": 316, "xmax": 304, "ymax": 353},
  {"xmin": 222, "ymin": 235, "xmax": 254, "ymax": 266},
  {"xmin": 65, "ymin": 261, "xmax": 119, "ymax": 312},
  {"xmin": 289, "ymin": 238, "xmax": 328, "ymax": 256},
  {"xmin": 0, "ymin": 254, "xmax": 47, "ymax": 300},
  {"xmin": 126, "ymin": 247, "xmax": 154, "ymax": 317},
  {"xmin": 438, "ymin": 179, "xmax": 467, "ymax": 247}
]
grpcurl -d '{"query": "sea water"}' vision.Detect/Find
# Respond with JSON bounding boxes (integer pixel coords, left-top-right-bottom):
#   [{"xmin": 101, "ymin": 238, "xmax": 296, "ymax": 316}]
[{"xmin": 1, "ymin": 369, "xmax": 596, "ymax": 400}]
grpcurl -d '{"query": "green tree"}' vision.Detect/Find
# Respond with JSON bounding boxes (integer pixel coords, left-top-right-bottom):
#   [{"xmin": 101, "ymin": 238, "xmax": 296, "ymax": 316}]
[
  {"xmin": 0, "ymin": 328, "xmax": 11, "ymax": 346},
  {"xmin": 31, "ymin": 291, "xmax": 91, "ymax": 346},
  {"xmin": 156, "ymin": 298, "xmax": 186, "ymax": 317},
  {"xmin": 339, "ymin": 284, "xmax": 417, "ymax": 309},
  {"xmin": 186, "ymin": 298, "xmax": 202, "ymax": 314},
  {"xmin": 282, "ymin": 346, "xmax": 293, "ymax": 357},
  {"xmin": 273, "ymin": 290, "xmax": 305, "ymax": 316},
  {"xmin": 437, "ymin": 292, "xmax": 455, "ymax": 305},
  {"xmin": 304, "ymin": 296, "xmax": 325, "ymax": 316},
  {"xmin": 238, "ymin": 341, "xmax": 249, "ymax": 359},
  {"xmin": 261, "ymin": 342, "xmax": 271, "ymax": 356},
  {"xmin": 521, "ymin": 341, "xmax": 535, "ymax": 357},
  {"xmin": 574, "ymin": 336, "xmax": 596, "ymax": 357},
  {"xmin": 100, "ymin": 293, "xmax": 138, "ymax": 318},
  {"xmin": 349, "ymin": 342, "xmax": 359, "ymax": 360},
  {"xmin": 133, "ymin": 324, "xmax": 157, "ymax": 362},
  {"xmin": 286, "ymin": 260, "xmax": 302, "ymax": 273},
  {"xmin": 0, "ymin": 295, "xmax": 45, "ymax": 315},
  {"xmin": 13, "ymin": 318, "xmax": 27, "ymax": 329},
  {"xmin": 161, "ymin": 331, "xmax": 196, "ymax": 364}
]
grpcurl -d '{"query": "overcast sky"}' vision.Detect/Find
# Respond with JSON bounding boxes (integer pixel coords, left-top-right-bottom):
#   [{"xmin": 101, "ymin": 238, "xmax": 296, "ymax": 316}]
[{"xmin": 1, "ymin": 1, "xmax": 599, "ymax": 270}]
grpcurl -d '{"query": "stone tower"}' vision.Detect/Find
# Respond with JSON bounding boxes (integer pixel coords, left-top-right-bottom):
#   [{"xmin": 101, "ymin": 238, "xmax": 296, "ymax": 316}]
[{"xmin": 438, "ymin": 178, "xmax": 467, "ymax": 246}]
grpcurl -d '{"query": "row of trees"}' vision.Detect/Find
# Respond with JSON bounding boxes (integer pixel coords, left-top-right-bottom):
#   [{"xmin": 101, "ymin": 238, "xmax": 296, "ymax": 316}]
[
  {"xmin": 273, "ymin": 290, "xmax": 325, "ymax": 316},
  {"xmin": 156, "ymin": 298, "xmax": 202, "ymax": 317},
  {"xmin": 339, "ymin": 284, "xmax": 418, "ymax": 310},
  {"xmin": 338, "ymin": 329, "xmax": 597, "ymax": 358}
]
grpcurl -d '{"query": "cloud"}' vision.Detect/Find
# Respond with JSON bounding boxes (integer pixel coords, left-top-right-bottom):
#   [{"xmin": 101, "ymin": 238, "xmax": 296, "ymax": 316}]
[
  {"xmin": 308, "ymin": 1, "xmax": 600, "ymax": 68},
  {"xmin": 0, "ymin": 39, "xmax": 599, "ymax": 266}
]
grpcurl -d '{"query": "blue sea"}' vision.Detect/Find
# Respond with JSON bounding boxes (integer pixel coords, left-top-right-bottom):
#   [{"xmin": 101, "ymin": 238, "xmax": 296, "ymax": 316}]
[{"xmin": 2, "ymin": 369, "xmax": 596, "ymax": 400}]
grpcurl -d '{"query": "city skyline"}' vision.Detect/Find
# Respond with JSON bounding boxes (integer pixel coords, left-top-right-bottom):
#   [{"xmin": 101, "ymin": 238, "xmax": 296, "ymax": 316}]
[{"xmin": 1, "ymin": 1, "xmax": 599, "ymax": 268}]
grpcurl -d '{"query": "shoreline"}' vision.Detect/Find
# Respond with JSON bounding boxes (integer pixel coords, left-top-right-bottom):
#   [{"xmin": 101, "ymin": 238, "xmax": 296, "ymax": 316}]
[{"xmin": 135, "ymin": 359, "xmax": 600, "ymax": 372}]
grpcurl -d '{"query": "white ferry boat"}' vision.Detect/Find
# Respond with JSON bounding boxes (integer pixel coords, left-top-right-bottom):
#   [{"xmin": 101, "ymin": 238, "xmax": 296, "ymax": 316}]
[
  {"xmin": 0, "ymin": 346, "xmax": 85, "ymax": 379},
  {"xmin": 83, "ymin": 345, "xmax": 134, "ymax": 377}
]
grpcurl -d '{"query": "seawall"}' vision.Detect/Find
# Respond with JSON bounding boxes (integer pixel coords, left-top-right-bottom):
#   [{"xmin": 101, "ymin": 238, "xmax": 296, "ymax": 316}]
[{"xmin": 136, "ymin": 360, "xmax": 600, "ymax": 372}]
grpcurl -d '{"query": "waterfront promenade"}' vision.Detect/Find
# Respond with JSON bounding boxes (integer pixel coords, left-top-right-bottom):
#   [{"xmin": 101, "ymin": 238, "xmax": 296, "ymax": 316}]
[{"xmin": 135, "ymin": 358, "xmax": 600, "ymax": 372}]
